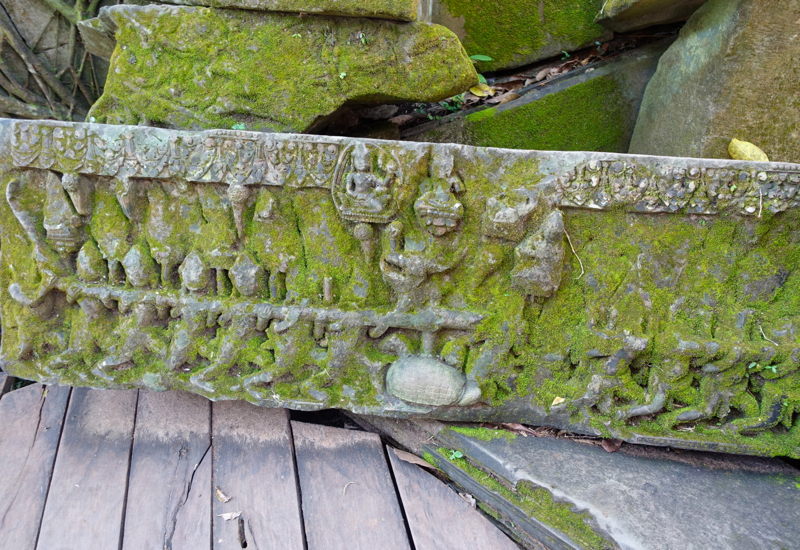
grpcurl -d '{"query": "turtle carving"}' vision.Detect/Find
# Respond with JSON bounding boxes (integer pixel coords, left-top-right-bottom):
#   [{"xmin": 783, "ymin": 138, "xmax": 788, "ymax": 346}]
[{"xmin": 386, "ymin": 355, "xmax": 481, "ymax": 407}]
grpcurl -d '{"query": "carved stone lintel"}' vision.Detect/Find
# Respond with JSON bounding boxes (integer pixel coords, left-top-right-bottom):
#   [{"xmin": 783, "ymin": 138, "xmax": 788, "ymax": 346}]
[{"xmin": 3, "ymin": 118, "xmax": 800, "ymax": 458}]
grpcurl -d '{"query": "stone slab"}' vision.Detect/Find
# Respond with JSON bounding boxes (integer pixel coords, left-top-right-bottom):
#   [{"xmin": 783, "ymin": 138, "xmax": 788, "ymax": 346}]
[
  {"xmin": 595, "ymin": 0, "xmax": 707, "ymax": 32},
  {"xmin": 629, "ymin": 0, "xmax": 800, "ymax": 163},
  {"xmin": 406, "ymin": 39, "xmax": 672, "ymax": 152},
  {"xmin": 83, "ymin": 4, "xmax": 476, "ymax": 133},
  {"xmin": 434, "ymin": 427, "xmax": 800, "ymax": 550},
  {"xmin": 2, "ymin": 118, "xmax": 800, "ymax": 459},
  {"xmin": 154, "ymin": 0, "xmax": 418, "ymax": 21},
  {"xmin": 419, "ymin": 0, "xmax": 612, "ymax": 72}
]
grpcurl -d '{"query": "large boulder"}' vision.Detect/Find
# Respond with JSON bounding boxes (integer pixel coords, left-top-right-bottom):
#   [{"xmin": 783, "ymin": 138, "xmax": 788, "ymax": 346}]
[
  {"xmin": 153, "ymin": 0, "xmax": 419, "ymax": 21},
  {"xmin": 629, "ymin": 0, "xmax": 800, "ymax": 162},
  {"xmin": 421, "ymin": 0, "xmax": 612, "ymax": 72},
  {"xmin": 595, "ymin": 0, "xmax": 707, "ymax": 32},
  {"xmin": 407, "ymin": 40, "xmax": 671, "ymax": 152},
  {"xmin": 85, "ymin": 5, "xmax": 477, "ymax": 132}
]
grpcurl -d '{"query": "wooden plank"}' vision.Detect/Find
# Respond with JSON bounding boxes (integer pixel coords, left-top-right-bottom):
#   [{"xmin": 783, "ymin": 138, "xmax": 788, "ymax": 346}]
[
  {"xmin": 292, "ymin": 421, "xmax": 411, "ymax": 550},
  {"xmin": 0, "ymin": 384, "xmax": 71, "ymax": 550},
  {"xmin": 172, "ymin": 446, "xmax": 212, "ymax": 547},
  {"xmin": 36, "ymin": 388, "xmax": 138, "ymax": 550},
  {"xmin": 122, "ymin": 391, "xmax": 211, "ymax": 550},
  {"xmin": 212, "ymin": 401, "xmax": 304, "ymax": 550},
  {"xmin": 386, "ymin": 447, "xmax": 520, "ymax": 550}
]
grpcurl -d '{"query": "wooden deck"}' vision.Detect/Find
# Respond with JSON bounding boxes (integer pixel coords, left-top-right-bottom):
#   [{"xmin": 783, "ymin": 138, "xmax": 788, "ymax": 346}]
[{"xmin": 0, "ymin": 379, "xmax": 519, "ymax": 550}]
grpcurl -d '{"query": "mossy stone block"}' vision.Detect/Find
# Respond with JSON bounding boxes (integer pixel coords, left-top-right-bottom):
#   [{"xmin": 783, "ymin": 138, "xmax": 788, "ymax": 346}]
[
  {"xmin": 595, "ymin": 0, "xmax": 707, "ymax": 32},
  {"xmin": 87, "ymin": 5, "xmax": 476, "ymax": 132},
  {"xmin": 156, "ymin": 0, "xmax": 419, "ymax": 21},
  {"xmin": 408, "ymin": 40, "xmax": 671, "ymax": 153},
  {"xmin": 425, "ymin": 0, "xmax": 611, "ymax": 72},
  {"xmin": 433, "ymin": 427, "xmax": 800, "ymax": 549},
  {"xmin": 629, "ymin": 0, "xmax": 800, "ymax": 163}
]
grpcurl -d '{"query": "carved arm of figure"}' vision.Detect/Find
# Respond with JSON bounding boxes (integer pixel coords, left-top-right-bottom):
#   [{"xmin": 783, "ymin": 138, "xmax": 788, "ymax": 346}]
[{"xmin": 6, "ymin": 178, "xmax": 64, "ymax": 307}]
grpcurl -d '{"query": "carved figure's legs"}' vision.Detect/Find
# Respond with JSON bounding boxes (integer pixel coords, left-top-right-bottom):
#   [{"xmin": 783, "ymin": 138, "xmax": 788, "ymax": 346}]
[
  {"xmin": 108, "ymin": 259, "xmax": 124, "ymax": 285},
  {"xmin": 269, "ymin": 270, "xmax": 285, "ymax": 302}
]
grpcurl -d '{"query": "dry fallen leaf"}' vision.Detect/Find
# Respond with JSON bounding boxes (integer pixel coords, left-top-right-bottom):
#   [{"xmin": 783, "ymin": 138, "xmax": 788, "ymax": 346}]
[
  {"xmin": 494, "ymin": 80, "xmax": 525, "ymax": 92},
  {"xmin": 501, "ymin": 423, "xmax": 539, "ymax": 437},
  {"xmin": 215, "ymin": 487, "xmax": 232, "ymax": 503},
  {"xmin": 486, "ymin": 92, "xmax": 520, "ymax": 105},
  {"xmin": 469, "ymin": 83, "xmax": 496, "ymax": 98},
  {"xmin": 535, "ymin": 68, "xmax": 551, "ymax": 82},
  {"xmin": 463, "ymin": 91, "xmax": 482, "ymax": 103},
  {"xmin": 392, "ymin": 448, "xmax": 438, "ymax": 470},
  {"xmin": 388, "ymin": 114, "xmax": 415, "ymax": 125},
  {"xmin": 601, "ymin": 439, "xmax": 623, "ymax": 453},
  {"xmin": 729, "ymin": 138, "xmax": 769, "ymax": 162},
  {"xmin": 551, "ymin": 396, "xmax": 566, "ymax": 407},
  {"xmin": 217, "ymin": 512, "xmax": 242, "ymax": 521}
]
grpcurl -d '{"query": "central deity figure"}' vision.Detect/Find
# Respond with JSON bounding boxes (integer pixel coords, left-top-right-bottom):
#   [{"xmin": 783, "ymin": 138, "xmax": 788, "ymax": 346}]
[{"xmin": 344, "ymin": 143, "xmax": 393, "ymax": 213}]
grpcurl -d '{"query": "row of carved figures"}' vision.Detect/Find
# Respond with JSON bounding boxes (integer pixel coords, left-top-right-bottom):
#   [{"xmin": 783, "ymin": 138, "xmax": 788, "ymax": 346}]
[{"xmin": 11, "ymin": 121, "xmax": 800, "ymax": 216}]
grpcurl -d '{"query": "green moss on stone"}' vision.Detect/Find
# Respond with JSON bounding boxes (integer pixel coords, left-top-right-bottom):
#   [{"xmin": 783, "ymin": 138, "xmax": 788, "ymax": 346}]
[
  {"xmin": 449, "ymin": 426, "xmax": 517, "ymax": 441},
  {"xmin": 460, "ymin": 75, "xmax": 632, "ymax": 152},
  {"xmin": 438, "ymin": 0, "xmax": 608, "ymax": 71},
  {"xmin": 89, "ymin": 5, "xmax": 477, "ymax": 132},
  {"xmin": 158, "ymin": 0, "xmax": 419, "ymax": 21},
  {"xmin": 438, "ymin": 447, "xmax": 613, "ymax": 549}
]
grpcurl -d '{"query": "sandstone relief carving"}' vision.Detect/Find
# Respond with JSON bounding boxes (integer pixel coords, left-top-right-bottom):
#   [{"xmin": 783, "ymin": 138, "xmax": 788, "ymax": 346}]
[{"xmin": 2, "ymin": 119, "xmax": 800, "ymax": 458}]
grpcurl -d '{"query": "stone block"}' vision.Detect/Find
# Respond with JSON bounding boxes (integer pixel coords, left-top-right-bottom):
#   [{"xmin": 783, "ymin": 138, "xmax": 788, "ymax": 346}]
[
  {"xmin": 419, "ymin": 0, "xmax": 612, "ymax": 72},
  {"xmin": 2, "ymin": 119, "xmax": 800, "ymax": 459},
  {"xmin": 85, "ymin": 5, "xmax": 477, "ymax": 133},
  {"xmin": 428, "ymin": 426, "xmax": 800, "ymax": 550},
  {"xmin": 407, "ymin": 39, "xmax": 671, "ymax": 153},
  {"xmin": 629, "ymin": 0, "xmax": 800, "ymax": 163},
  {"xmin": 153, "ymin": 0, "xmax": 418, "ymax": 21},
  {"xmin": 595, "ymin": 0, "xmax": 707, "ymax": 32}
]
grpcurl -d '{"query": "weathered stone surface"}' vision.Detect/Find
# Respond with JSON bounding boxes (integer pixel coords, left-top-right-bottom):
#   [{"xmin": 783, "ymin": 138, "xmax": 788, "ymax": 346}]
[
  {"xmin": 595, "ymin": 0, "xmax": 707, "ymax": 32},
  {"xmin": 155, "ymin": 0, "xmax": 418, "ymax": 21},
  {"xmin": 407, "ymin": 40, "xmax": 671, "ymax": 152},
  {"xmin": 85, "ymin": 5, "xmax": 477, "ymax": 133},
  {"xmin": 419, "ymin": 0, "xmax": 612, "ymax": 72},
  {"xmin": 429, "ymin": 427, "xmax": 800, "ymax": 550},
  {"xmin": 3, "ymin": 119, "xmax": 800, "ymax": 459},
  {"xmin": 76, "ymin": 9, "xmax": 117, "ymax": 60},
  {"xmin": 629, "ymin": 0, "xmax": 800, "ymax": 163}
]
